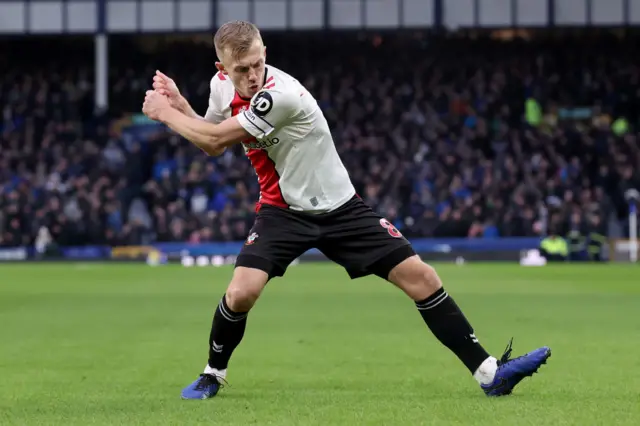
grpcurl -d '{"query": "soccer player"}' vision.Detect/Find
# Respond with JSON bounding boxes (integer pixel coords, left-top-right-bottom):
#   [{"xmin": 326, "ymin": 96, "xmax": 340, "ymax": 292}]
[{"xmin": 142, "ymin": 21, "xmax": 551, "ymax": 400}]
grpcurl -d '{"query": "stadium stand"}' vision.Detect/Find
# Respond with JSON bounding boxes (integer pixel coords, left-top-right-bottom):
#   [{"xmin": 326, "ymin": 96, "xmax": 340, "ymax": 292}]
[{"xmin": 1, "ymin": 32, "xmax": 638, "ymax": 247}]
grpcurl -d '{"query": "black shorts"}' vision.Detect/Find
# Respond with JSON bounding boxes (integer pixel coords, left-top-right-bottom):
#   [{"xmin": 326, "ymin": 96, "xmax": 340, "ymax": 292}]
[{"xmin": 236, "ymin": 196, "xmax": 416, "ymax": 280}]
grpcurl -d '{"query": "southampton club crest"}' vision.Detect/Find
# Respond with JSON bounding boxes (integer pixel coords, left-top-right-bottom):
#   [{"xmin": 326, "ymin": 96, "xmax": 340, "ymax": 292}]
[{"xmin": 245, "ymin": 232, "xmax": 259, "ymax": 245}]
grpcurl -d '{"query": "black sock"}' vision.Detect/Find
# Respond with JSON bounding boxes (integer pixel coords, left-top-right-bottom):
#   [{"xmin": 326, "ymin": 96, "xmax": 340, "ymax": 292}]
[
  {"xmin": 208, "ymin": 294, "xmax": 248, "ymax": 370},
  {"xmin": 416, "ymin": 287, "xmax": 490, "ymax": 373}
]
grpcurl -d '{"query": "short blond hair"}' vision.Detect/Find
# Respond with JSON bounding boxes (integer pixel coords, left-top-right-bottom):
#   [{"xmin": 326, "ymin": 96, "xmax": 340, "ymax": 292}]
[{"xmin": 214, "ymin": 21, "xmax": 262, "ymax": 61}]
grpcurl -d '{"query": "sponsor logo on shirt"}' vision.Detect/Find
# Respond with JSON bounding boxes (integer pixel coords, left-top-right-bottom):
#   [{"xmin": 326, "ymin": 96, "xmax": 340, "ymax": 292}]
[
  {"xmin": 251, "ymin": 92, "xmax": 273, "ymax": 116},
  {"xmin": 243, "ymin": 137, "xmax": 281, "ymax": 150}
]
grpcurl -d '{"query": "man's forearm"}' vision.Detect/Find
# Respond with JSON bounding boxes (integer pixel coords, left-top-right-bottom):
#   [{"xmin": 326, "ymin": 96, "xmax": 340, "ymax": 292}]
[
  {"xmin": 160, "ymin": 108, "xmax": 224, "ymax": 156},
  {"xmin": 177, "ymin": 96, "xmax": 202, "ymax": 120}
]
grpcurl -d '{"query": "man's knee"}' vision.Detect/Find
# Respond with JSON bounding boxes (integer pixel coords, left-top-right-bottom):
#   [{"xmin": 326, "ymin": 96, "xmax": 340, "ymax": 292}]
[
  {"xmin": 225, "ymin": 267, "xmax": 269, "ymax": 312},
  {"xmin": 388, "ymin": 255, "xmax": 443, "ymax": 301}
]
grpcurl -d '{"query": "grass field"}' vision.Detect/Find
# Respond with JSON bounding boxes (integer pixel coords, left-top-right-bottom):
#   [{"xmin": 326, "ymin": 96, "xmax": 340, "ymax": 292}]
[{"xmin": 1, "ymin": 262, "xmax": 639, "ymax": 425}]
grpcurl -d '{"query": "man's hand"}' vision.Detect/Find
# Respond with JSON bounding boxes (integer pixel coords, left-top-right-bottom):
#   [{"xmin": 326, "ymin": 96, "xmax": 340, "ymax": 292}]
[
  {"xmin": 152, "ymin": 70, "xmax": 184, "ymax": 109},
  {"xmin": 142, "ymin": 90, "xmax": 172, "ymax": 122},
  {"xmin": 153, "ymin": 70, "xmax": 202, "ymax": 119}
]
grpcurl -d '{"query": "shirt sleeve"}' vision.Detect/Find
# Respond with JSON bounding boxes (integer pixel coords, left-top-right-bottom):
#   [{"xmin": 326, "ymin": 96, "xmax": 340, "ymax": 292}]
[
  {"xmin": 203, "ymin": 77, "xmax": 225, "ymax": 124},
  {"xmin": 236, "ymin": 89, "xmax": 301, "ymax": 139},
  {"xmin": 204, "ymin": 95, "xmax": 225, "ymax": 124}
]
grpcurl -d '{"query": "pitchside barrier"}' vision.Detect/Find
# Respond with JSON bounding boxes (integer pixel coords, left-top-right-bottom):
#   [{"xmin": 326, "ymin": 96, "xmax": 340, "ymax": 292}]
[
  {"xmin": 0, "ymin": 237, "xmax": 551, "ymax": 264},
  {"xmin": 0, "ymin": 237, "xmax": 631, "ymax": 265}
]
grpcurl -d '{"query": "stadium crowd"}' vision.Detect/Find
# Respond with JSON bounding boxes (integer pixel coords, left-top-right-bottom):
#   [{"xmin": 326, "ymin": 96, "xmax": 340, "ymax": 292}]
[{"xmin": 1, "ymin": 32, "xmax": 639, "ymax": 248}]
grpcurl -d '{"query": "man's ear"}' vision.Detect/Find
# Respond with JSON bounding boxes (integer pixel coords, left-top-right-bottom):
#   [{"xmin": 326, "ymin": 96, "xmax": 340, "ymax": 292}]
[{"xmin": 215, "ymin": 62, "xmax": 226, "ymax": 74}]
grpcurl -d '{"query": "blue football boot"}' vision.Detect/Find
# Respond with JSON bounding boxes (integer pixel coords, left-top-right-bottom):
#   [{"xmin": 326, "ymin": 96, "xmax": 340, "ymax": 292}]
[
  {"xmin": 181, "ymin": 374, "xmax": 224, "ymax": 400},
  {"xmin": 481, "ymin": 339, "xmax": 551, "ymax": 396}
]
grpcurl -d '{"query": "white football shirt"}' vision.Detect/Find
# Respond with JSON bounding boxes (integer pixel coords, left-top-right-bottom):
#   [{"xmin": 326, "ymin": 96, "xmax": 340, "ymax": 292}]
[{"xmin": 204, "ymin": 65, "xmax": 356, "ymax": 213}]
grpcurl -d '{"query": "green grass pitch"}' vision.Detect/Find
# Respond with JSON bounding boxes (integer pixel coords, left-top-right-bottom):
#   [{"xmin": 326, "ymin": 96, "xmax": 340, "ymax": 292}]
[{"xmin": 1, "ymin": 262, "xmax": 640, "ymax": 425}]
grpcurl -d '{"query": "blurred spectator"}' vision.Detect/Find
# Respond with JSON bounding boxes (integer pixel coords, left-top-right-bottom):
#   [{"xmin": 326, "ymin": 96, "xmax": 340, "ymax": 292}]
[
  {"xmin": 34, "ymin": 226, "xmax": 56, "ymax": 257},
  {"xmin": 539, "ymin": 228, "xmax": 569, "ymax": 262}
]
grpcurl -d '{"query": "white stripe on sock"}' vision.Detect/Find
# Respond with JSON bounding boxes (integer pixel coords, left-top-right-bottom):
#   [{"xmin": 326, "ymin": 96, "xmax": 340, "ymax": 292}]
[
  {"xmin": 416, "ymin": 291, "xmax": 449, "ymax": 310},
  {"xmin": 218, "ymin": 301, "xmax": 247, "ymax": 322}
]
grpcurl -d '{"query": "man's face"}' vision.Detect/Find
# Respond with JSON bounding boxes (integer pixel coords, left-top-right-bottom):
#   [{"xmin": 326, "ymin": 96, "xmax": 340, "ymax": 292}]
[{"xmin": 216, "ymin": 39, "xmax": 266, "ymax": 99}]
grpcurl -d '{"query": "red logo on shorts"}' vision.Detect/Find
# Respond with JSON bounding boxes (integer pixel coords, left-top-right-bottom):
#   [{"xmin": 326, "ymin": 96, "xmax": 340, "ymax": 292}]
[
  {"xmin": 245, "ymin": 232, "xmax": 259, "ymax": 245},
  {"xmin": 380, "ymin": 219, "xmax": 402, "ymax": 238}
]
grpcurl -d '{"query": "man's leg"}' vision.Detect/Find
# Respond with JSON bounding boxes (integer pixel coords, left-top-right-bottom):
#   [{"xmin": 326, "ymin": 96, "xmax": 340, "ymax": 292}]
[
  {"xmin": 385, "ymin": 255, "xmax": 550, "ymax": 396},
  {"xmin": 317, "ymin": 197, "xmax": 549, "ymax": 396},
  {"xmin": 386, "ymin": 256, "xmax": 496, "ymax": 382},
  {"xmin": 182, "ymin": 204, "xmax": 316, "ymax": 400},
  {"xmin": 205, "ymin": 267, "xmax": 269, "ymax": 379},
  {"xmin": 181, "ymin": 266, "xmax": 270, "ymax": 400}
]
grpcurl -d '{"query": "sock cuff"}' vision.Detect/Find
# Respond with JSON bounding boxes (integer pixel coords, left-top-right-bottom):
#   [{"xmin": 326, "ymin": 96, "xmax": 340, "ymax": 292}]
[
  {"xmin": 218, "ymin": 294, "xmax": 248, "ymax": 322},
  {"xmin": 415, "ymin": 287, "xmax": 449, "ymax": 311},
  {"xmin": 204, "ymin": 364, "xmax": 228, "ymax": 379}
]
